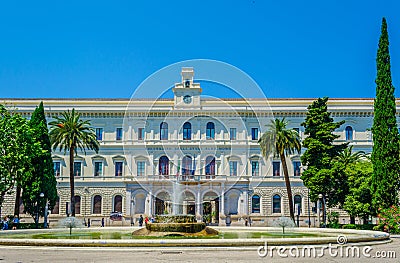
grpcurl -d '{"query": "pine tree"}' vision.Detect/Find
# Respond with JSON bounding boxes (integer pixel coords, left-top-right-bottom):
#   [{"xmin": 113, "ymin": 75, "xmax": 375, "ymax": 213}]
[
  {"xmin": 371, "ymin": 18, "xmax": 400, "ymax": 211},
  {"xmin": 301, "ymin": 97, "xmax": 348, "ymax": 206},
  {"xmin": 20, "ymin": 102, "xmax": 58, "ymax": 220}
]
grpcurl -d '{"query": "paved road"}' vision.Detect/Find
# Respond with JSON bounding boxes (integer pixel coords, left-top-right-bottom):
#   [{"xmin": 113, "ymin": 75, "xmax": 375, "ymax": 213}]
[{"xmin": 0, "ymin": 237, "xmax": 399, "ymax": 263}]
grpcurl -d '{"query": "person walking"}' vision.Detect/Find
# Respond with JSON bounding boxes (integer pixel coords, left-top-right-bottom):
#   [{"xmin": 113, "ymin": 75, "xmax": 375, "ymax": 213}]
[
  {"xmin": 2, "ymin": 217, "xmax": 9, "ymax": 230},
  {"xmin": 87, "ymin": 218, "xmax": 91, "ymax": 228},
  {"xmin": 138, "ymin": 215, "xmax": 144, "ymax": 227},
  {"xmin": 101, "ymin": 217, "xmax": 105, "ymax": 227}
]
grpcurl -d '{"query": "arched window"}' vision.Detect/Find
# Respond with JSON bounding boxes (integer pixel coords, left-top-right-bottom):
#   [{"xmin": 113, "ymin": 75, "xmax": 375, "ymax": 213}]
[
  {"xmin": 159, "ymin": 156, "xmax": 169, "ymax": 175},
  {"xmin": 345, "ymin": 126, "xmax": 353, "ymax": 141},
  {"xmin": 205, "ymin": 156, "xmax": 216, "ymax": 175},
  {"xmin": 206, "ymin": 122, "xmax": 215, "ymax": 140},
  {"xmin": 160, "ymin": 122, "xmax": 168, "ymax": 140},
  {"xmin": 182, "ymin": 155, "xmax": 193, "ymax": 175},
  {"xmin": 252, "ymin": 195, "xmax": 261, "ymax": 213},
  {"xmin": 183, "ymin": 122, "xmax": 192, "ymax": 140},
  {"xmin": 272, "ymin": 194, "xmax": 281, "ymax": 213},
  {"xmin": 74, "ymin": 196, "xmax": 81, "ymax": 215},
  {"xmin": 294, "ymin": 195, "xmax": 302, "ymax": 214},
  {"xmin": 93, "ymin": 195, "xmax": 102, "ymax": 214},
  {"xmin": 51, "ymin": 196, "xmax": 60, "ymax": 214},
  {"xmin": 114, "ymin": 195, "xmax": 122, "ymax": 213}
]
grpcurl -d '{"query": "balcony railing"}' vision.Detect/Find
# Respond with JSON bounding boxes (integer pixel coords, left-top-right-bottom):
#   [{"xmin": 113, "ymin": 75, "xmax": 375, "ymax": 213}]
[
  {"xmin": 55, "ymin": 174, "xmax": 304, "ymax": 182},
  {"xmin": 146, "ymin": 174, "xmax": 227, "ymax": 182}
]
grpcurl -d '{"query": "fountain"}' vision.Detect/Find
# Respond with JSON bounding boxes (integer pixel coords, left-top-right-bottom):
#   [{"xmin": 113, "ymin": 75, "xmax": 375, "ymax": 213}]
[{"xmin": 133, "ymin": 181, "xmax": 218, "ymax": 237}]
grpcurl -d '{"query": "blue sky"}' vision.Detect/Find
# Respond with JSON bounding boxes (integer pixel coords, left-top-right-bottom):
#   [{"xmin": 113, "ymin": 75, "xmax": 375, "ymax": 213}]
[{"xmin": 0, "ymin": 0, "xmax": 399, "ymax": 99}]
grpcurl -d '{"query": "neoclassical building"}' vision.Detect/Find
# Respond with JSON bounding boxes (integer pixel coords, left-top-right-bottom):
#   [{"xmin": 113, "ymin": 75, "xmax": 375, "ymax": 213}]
[{"xmin": 2, "ymin": 68, "xmax": 377, "ymax": 226}]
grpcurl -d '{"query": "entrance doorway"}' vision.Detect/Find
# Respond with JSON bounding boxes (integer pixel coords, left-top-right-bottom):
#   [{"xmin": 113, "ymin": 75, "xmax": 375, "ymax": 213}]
[
  {"xmin": 203, "ymin": 192, "xmax": 219, "ymax": 224},
  {"xmin": 182, "ymin": 191, "xmax": 196, "ymax": 215},
  {"xmin": 155, "ymin": 192, "xmax": 171, "ymax": 215}
]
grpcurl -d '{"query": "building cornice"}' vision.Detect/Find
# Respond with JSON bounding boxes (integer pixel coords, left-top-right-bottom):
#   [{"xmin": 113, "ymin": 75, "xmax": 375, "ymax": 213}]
[{"xmin": 0, "ymin": 97, "xmax": 391, "ymax": 118}]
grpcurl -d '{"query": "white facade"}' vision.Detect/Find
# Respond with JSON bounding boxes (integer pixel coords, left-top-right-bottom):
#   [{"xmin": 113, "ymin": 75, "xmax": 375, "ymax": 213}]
[{"xmin": 1, "ymin": 68, "xmax": 382, "ymax": 226}]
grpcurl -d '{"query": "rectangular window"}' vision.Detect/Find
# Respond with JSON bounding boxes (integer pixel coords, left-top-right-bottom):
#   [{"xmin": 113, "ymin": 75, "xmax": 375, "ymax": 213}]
[
  {"xmin": 251, "ymin": 128, "xmax": 259, "ymax": 140},
  {"xmin": 229, "ymin": 161, "xmax": 238, "ymax": 176},
  {"xmin": 73, "ymin": 162, "xmax": 82, "ymax": 177},
  {"xmin": 138, "ymin": 128, "xmax": 145, "ymax": 140},
  {"xmin": 95, "ymin": 128, "xmax": 103, "ymax": 141},
  {"xmin": 94, "ymin": 161, "xmax": 103, "ymax": 176},
  {"xmin": 115, "ymin": 161, "xmax": 123, "ymax": 177},
  {"xmin": 293, "ymin": 161, "xmax": 301, "ymax": 176},
  {"xmin": 273, "ymin": 161, "xmax": 280, "ymax": 176},
  {"xmin": 137, "ymin": 161, "xmax": 145, "ymax": 176},
  {"xmin": 116, "ymin": 128, "xmax": 123, "ymax": 141},
  {"xmin": 251, "ymin": 161, "xmax": 259, "ymax": 176},
  {"xmin": 230, "ymin": 128, "xmax": 237, "ymax": 140},
  {"xmin": 54, "ymin": 162, "xmax": 61, "ymax": 177}
]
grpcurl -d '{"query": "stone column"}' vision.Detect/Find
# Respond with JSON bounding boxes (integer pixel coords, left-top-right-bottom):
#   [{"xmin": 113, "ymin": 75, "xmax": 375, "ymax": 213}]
[
  {"xmin": 243, "ymin": 190, "xmax": 249, "ymax": 216},
  {"xmin": 153, "ymin": 160, "xmax": 158, "ymax": 176},
  {"xmin": 125, "ymin": 190, "xmax": 132, "ymax": 216},
  {"xmin": 149, "ymin": 191, "xmax": 153, "ymax": 216},
  {"xmin": 196, "ymin": 186, "xmax": 202, "ymax": 222},
  {"xmin": 145, "ymin": 191, "xmax": 153, "ymax": 216},
  {"xmin": 220, "ymin": 154, "xmax": 225, "ymax": 175},
  {"xmin": 219, "ymin": 184, "xmax": 226, "ymax": 225}
]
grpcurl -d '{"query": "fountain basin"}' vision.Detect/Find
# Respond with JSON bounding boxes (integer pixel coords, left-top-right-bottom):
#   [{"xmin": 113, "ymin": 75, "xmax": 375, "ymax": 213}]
[
  {"xmin": 0, "ymin": 227, "xmax": 391, "ymax": 247},
  {"xmin": 154, "ymin": 214, "xmax": 196, "ymax": 224},
  {"xmin": 132, "ymin": 214, "xmax": 216, "ymax": 236}
]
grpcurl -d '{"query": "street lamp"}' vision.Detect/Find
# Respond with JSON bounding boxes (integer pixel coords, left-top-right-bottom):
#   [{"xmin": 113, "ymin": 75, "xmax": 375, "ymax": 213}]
[
  {"xmin": 307, "ymin": 188, "xmax": 311, "ymax": 228},
  {"xmin": 36, "ymin": 192, "xmax": 44, "ymax": 229},
  {"xmin": 44, "ymin": 197, "xmax": 49, "ymax": 229},
  {"xmin": 318, "ymin": 194, "xmax": 326, "ymax": 228}
]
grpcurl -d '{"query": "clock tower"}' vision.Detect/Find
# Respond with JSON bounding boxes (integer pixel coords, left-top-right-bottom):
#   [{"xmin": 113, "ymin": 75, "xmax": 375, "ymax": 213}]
[{"xmin": 173, "ymin": 67, "xmax": 202, "ymax": 109}]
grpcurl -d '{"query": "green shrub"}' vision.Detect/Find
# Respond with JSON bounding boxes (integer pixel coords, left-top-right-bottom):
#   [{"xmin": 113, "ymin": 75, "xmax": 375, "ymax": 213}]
[
  {"xmin": 146, "ymin": 222, "xmax": 206, "ymax": 233},
  {"xmin": 327, "ymin": 223, "xmax": 341, "ymax": 229},
  {"xmin": 342, "ymin": 224, "xmax": 357, "ymax": 229},
  {"xmin": 342, "ymin": 224, "xmax": 376, "ymax": 230}
]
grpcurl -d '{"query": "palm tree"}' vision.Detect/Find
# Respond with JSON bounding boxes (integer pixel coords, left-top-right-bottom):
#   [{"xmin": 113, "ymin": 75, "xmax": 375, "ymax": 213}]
[
  {"xmin": 49, "ymin": 109, "xmax": 99, "ymax": 216},
  {"xmin": 258, "ymin": 118, "xmax": 301, "ymax": 222},
  {"xmin": 335, "ymin": 145, "xmax": 365, "ymax": 167},
  {"xmin": 335, "ymin": 145, "xmax": 366, "ymax": 224}
]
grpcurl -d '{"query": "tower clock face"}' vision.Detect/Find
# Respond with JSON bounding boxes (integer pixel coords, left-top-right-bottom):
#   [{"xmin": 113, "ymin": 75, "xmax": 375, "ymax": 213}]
[{"xmin": 183, "ymin": 95, "xmax": 192, "ymax": 104}]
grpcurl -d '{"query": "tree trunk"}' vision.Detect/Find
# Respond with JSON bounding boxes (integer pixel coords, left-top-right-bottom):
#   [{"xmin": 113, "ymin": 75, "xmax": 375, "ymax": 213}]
[
  {"xmin": 280, "ymin": 154, "xmax": 295, "ymax": 223},
  {"xmin": 350, "ymin": 216, "xmax": 355, "ymax": 224},
  {"xmin": 69, "ymin": 146, "xmax": 75, "ymax": 217},
  {"xmin": 13, "ymin": 185, "xmax": 21, "ymax": 217}
]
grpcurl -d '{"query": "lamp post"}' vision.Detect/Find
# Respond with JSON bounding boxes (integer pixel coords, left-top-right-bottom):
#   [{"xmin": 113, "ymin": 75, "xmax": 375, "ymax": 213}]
[
  {"xmin": 307, "ymin": 188, "xmax": 311, "ymax": 228},
  {"xmin": 44, "ymin": 198, "xmax": 49, "ymax": 229},
  {"xmin": 36, "ymin": 192, "xmax": 44, "ymax": 229},
  {"xmin": 318, "ymin": 194, "xmax": 326, "ymax": 227}
]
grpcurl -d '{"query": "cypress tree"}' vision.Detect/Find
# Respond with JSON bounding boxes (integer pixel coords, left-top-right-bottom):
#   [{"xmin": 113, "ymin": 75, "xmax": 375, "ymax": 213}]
[
  {"xmin": 371, "ymin": 18, "xmax": 400, "ymax": 211},
  {"xmin": 20, "ymin": 102, "xmax": 58, "ymax": 219}
]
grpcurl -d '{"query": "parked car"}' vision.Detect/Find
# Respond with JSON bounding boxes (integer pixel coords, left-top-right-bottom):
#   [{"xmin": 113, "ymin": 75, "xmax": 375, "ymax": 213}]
[{"xmin": 110, "ymin": 211, "xmax": 123, "ymax": 221}]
